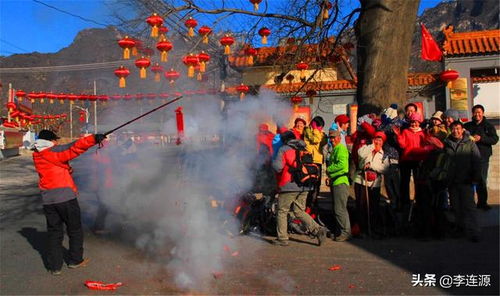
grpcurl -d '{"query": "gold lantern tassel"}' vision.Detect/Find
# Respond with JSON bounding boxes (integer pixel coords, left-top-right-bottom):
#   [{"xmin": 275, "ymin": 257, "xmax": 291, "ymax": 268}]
[
  {"xmin": 200, "ymin": 61, "xmax": 206, "ymax": 72},
  {"xmin": 294, "ymin": 104, "xmax": 299, "ymax": 111},
  {"xmin": 119, "ymin": 77, "xmax": 126, "ymax": 88},
  {"xmin": 140, "ymin": 68, "xmax": 147, "ymax": 79},
  {"xmin": 224, "ymin": 45, "xmax": 231, "ymax": 55},
  {"xmin": 30, "ymin": 98, "xmax": 35, "ymax": 103},
  {"xmin": 247, "ymin": 55, "xmax": 254, "ymax": 66},
  {"xmin": 323, "ymin": 8, "xmax": 329, "ymax": 20},
  {"xmin": 202, "ymin": 35, "xmax": 208, "ymax": 44},
  {"xmin": 59, "ymin": 99, "xmax": 64, "ymax": 104},
  {"xmin": 18, "ymin": 97, "xmax": 22, "ymax": 102},
  {"xmin": 151, "ymin": 26, "xmax": 159, "ymax": 38},
  {"xmin": 188, "ymin": 27, "xmax": 194, "ymax": 37},
  {"xmin": 132, "ymin": 47, "xmax": 138, "ymax": 56},
  {"xmin": 161, "ymin": 51, "xmax": 168, "ymax": 62},
  {"xmin": 50, "ymin": 99, "xmax": 54, "ymax": 104},
  {"xmin": 197, "ymin": 72, "xmax": 202, "ymax": 81},
  {"xmin": 155, "ymin": 73, "xmax": 161, "ymax": 82},
  {"xmin": 123, "ymin": 48, "xmax": 130, "ymax": 59},
  {"xmin": 188, "ymin": 66, "xmax": 194, "ymax": 78},
  {"xmin": 40, "ymin": 98, "xmax": 45, "ymax": 103},
  {"xmin": 254, "ymin": 3, "xmax": 259, "ymax": 10},
  {"xmin": 262, "ymin": 35, "xmax": 267, "ymax": 44},
  {"xmin": 240, "ymin": 93, "xmax": 245, "ymax": 100}
]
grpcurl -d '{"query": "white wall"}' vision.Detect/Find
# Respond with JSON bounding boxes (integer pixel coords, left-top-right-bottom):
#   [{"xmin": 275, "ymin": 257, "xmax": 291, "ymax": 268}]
[{"xmin": 473, "ymin": 81, "xmax": 500, "ymax": 118}]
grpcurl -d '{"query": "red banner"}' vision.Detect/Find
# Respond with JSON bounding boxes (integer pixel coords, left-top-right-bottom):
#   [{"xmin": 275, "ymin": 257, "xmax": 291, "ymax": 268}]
[{"xmin": 421, "ymin": 23, "xmax": 442, "ymax": 62}]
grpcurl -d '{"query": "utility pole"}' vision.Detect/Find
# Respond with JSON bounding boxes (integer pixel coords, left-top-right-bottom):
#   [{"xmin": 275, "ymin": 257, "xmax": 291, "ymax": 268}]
[{"xmin": 93, "ymin": 80, "xmax": 97, "ymax": 134}]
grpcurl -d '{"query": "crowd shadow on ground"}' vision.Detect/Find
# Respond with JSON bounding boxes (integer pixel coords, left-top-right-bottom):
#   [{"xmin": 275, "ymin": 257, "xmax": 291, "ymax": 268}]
[{"xmin": 314, "ymin": 194, "xmax": 499, "ymax": 295}]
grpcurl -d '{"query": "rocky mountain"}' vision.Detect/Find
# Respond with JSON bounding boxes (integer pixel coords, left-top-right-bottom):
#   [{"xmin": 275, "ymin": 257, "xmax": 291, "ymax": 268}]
[{"xmin": 410, "ymin": 0, "xmax": 499, "ymax": 72}]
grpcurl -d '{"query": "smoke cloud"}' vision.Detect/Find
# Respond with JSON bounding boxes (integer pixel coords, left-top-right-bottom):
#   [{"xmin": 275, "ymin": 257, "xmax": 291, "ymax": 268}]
[{"xmin": 74, "ymin": 90, "xmax": 291, "ymax": 290}]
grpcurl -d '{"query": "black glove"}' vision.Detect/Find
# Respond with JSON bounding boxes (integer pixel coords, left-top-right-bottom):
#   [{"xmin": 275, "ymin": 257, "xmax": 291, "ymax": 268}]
[{"xmin": 94, "ymin": 134, "xmax": 107, "ymax": 144}]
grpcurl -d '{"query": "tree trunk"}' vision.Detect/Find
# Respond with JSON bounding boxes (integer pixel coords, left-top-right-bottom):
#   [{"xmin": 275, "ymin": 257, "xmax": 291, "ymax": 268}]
[{"xmin": 355, "ymin": 0, "xmax": 420, "ymax": 115}]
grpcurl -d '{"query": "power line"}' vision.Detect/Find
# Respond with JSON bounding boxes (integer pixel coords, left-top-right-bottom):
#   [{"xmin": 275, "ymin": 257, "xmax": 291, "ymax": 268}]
[
  {"xmin": 0, "ymin": 60, "xmax": 132, "ymax": 73},
  {"xmin": 0, "ymin": 39, "xmax": 30, "ymax": 53},
  {"xmin": 32, "ymin": 0, "xmax": 110, "ymax": 27}
]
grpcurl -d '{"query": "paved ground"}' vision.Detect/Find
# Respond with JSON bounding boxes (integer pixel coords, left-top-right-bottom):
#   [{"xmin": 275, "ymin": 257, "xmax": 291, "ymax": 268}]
[{"xmin": 1, "ymin": 153, "xmax": 499, "ymax": 295}]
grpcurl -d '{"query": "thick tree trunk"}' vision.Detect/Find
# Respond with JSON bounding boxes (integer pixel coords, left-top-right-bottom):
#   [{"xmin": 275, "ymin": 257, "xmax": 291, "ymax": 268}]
[{"xmin": 355, "ymin": 0, "xmax": 420, "ymax": 115}]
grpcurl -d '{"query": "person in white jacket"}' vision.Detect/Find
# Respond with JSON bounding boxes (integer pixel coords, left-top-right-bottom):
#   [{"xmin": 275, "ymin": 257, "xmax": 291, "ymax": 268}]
[{"xmin": 353, "ymin": 131, "xmax": 390, "ymax": 238}]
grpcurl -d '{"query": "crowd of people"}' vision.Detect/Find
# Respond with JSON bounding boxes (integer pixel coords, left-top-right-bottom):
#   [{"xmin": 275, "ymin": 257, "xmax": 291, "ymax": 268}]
[{"xmin": 255, "ymin": 104, "xmax": 498, "ymax": 246}]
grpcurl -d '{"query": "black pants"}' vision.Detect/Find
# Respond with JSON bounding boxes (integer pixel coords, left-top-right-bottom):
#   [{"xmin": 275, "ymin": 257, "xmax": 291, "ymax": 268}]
[
  {"xmin": 477, "ymin": 159, "xmax": 489, "ymax": 207},
  {"xmin": 306, "ymin": 164, "xmax": 322, "ymax": 209},
  {"xmin": 43, "ymin": 198, "xmax": 84, "ymax": 270},
  {"xmin": 400, "ymin": 161, "xmax": 418, "ymax": 207}
]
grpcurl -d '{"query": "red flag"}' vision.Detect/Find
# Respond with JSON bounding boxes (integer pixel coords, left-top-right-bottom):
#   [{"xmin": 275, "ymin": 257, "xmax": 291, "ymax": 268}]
[{"xmin": 421, "ymin": 23, "xmax": 442, "ymax": 61}]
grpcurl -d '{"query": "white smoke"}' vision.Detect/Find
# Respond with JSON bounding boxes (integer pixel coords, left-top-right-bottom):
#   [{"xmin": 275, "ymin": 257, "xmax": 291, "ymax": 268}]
[{"xmin": 75, "ymin": 90, "xmax": 291, "ymax": 290}]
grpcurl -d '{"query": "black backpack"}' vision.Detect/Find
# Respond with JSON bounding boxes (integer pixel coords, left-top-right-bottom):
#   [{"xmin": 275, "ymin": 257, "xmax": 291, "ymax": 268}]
[{"xmin": 290, "ymin": 147, "xmax": 320, "ymax": 187}]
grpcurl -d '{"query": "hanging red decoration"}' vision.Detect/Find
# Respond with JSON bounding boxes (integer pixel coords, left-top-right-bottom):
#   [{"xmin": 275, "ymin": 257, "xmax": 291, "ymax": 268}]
[
  {"xmin": 184, "ymin": 17, "xmax": 198, "ymax": 37},
  {"xmin": 146, "ymin": 13, "xmax": 163, "ymax": 38},
  {"xmin": 118, "ymin": 36, "xmax": 136, "ymax": 60},
  {"xmin": 37, "ymin": 92, "xmax": 46, "ymax": 104},
  {"xmin": 249, "ymin": 0, "xmax": 262, "ymax": 11},
  {"xmin": 197, "ymin": 51, "xmax": 210, "ymax": 73},
  {"xmin": 132, "ymin": 39, "xmax": 143, "ymax": 56},
  {"xmin": 150, "ymin": 63, "xmax": 164, "ymax": 82},
  {"xmin": 296, "ymin": 61, "xmax": 309, "ymax": 79},
  {"xmin": 28, "ymin": 92, "xmax": 37, "ymax": 103},
  {"xmin": 6, "ymin": 102, "xmax": 16, "ymax": 113},
  {"xmin": 258, "ymin": 27, "xmax": 271, "ymax": 44},
  {"xmin": 198, "ymin": 26, "xmax": 212, "ymax": 44},
  {"xmin": 98, "ymin": 95, "xmax": 109, "ymax": 104},
  {"xmin": 114, "ymin": 66, "xmax": 130, "ymax": 88},
  {"xmin": 440, "ymin": 69, "xmax": 459, "ymax": 88},
  {"xmin": 175, "ymin": 106, "xmax": 184, "ymax": 145},
  {"xmin": 67, "ymin": 94, "xmax": 78, "ymax": 104},
  {"xmin": 236, "ymin": 83, "xmax": 250, "ymax": 100},
  {"xmin": 244, "ymin": 47, "xmax": 258, "ymax": 65},
  {"xmin": 156, "ymin": 38, "xmax": 173, "ymax": 62},
  {"xmin": 322, "ymin": 1, "xmax": 333, "ymax": 20},
  {"xmin": 306, "ymin": 90, "xmax": 317, "ymax": 104},
  {"xmin": 220, "ymin": 35, "xmax": 235, "ymax": 55},
  {"xmin": 135, "ymin": 57, "xmax": 151, "ymax": 79},
  {"xmin": 158, "ymin": 26, "xmax": 169, "ymax": 38},
  {"xmin": 164, "ymin": 69, "xmax": 180, "ymax": 85},
  {"xmin": 183, "ymin": 54, "xmax": 199, "ymax": 78},
  {"xmin": 46, "ymin": 93, "xmax": 57, "ymax": 104},
  {"xmin": 57, "ymin": 93, "xmax": 66, "ymax": 104},
  {"xmin": 15, "ymin": 90, "xmax": 26, "ymax": 102},
  {"xmin": 291, "ymin": 96, "xmax": 303, "ymax": 111}
]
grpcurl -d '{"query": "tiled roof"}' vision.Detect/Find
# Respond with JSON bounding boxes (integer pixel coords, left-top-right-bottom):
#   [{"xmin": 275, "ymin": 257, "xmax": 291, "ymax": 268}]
[
  {"xmin": 228, "ymin": 38, "xmax": 346, "ymax": 67},
  {"xmin": 225, "ymin": 73, "xmax": 437, "ymax": 94},
  {"xmin": 472, "ymin": 75, "xmax": 500, "ymax": 83},
  {"xmin": 443, "ymin": 26, "xmax": 500, "ymax": 57}
]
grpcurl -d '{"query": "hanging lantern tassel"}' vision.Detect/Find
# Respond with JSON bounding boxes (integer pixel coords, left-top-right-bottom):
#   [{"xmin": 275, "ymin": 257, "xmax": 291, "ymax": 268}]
[
  {"xmin": 197, "ymin": 72, "xmax": 202, "ymax": 81},
  {"xmin": 261, "ymin": 35, "xmax": 267, "ymax": 45},
  {"xmin": 119, "ymin": 77, "xmax": 126, "ymax": 88},
  {"xmin": 240, "ymin": 92, "xmax": 245, "ymax": 100},
  {"xmin": 188, "ymin": 27, "xmax": 194, "ymax": 37},
  {"xmin": 247, "ymin": 55, "xmax": 254, "ymax": 65},
  {"xmin": 132, "ymin": 46, "xmax": 138, "ymax": 56},
  {"xmin": 140, "ymin": 68, "xmax": 146, "ymax": 79},
  {"xmin": 123, "ymin": 48, "xmax": 130, "ymax": 59},
  {"xmin": 323, "ymin": 8, "xmax": 329, "ymax": 19},
  {"xmin": 224, "ymin": 45, "xmax": 231, "ymax": 55},
  {"xmin": 188, "ymin": 65, "xmax": 194, "ymax": 78},
  {"xmin": 161, "ymin": 51, "xmax": 168, "ymax": 62},
  {"xmin": 200, "ymin": 61, "xmax": 206, "ymax": 73},
  {"xmin": 154, "ymin": 73, "xmax": 161, "ymax": 82},
  {"xmin": 202, "ymin": 35, "xmax": 209, "ymax": 44}
]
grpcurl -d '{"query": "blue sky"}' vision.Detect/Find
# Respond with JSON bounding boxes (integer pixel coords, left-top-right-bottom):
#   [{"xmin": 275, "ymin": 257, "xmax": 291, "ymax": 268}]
[{"xmin": 0, "ymin": 0, "xmax": 443, "ymax": 57}]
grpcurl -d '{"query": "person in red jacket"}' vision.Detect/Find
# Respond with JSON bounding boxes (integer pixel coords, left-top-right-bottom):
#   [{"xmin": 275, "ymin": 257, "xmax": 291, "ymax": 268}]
[{"xmin": 32, "ymin": 130, "xmax": 106, "ymax": 275}]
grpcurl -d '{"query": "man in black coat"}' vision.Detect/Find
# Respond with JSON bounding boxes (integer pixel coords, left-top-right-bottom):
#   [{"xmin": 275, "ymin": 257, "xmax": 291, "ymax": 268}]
[{"xmin": 464, "ymin": 105, "xmax": 499, "ymax": 210}]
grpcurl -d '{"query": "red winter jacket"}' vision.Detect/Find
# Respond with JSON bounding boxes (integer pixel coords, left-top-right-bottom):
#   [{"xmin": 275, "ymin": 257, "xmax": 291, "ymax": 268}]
[
  {"xmin": 396, "ymin": 128, "xmax": 441, "ymax": 162},
  {"xmin": 33, "ymin": 135, "xmax": 96, "ymax": 204},
  {"xmin": 272, "ymin": 139, "xmax": 312, "ymax": 192}
]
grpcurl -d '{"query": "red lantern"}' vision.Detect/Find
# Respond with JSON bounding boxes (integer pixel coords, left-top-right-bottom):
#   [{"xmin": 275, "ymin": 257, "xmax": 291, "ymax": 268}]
[
  {"xmin": 158, "ymin": 26, "xmax": 169, "ymax": 38},
  {"xmin": 98, "ymin": 95, "xmax": 109, "ymax": 104},
  {"xmin": 258, "ymin": 27, "xmax": 271, "ymax": 44},
  {"xmin": 198, "ymin": 26, "xmax": 212, "ymax": 44},
  {"xmin": 146, "ymin": 13, "xmax": 163, "ymax": 38},
  {"xmin": 183, "ymin": 54, "xmax": 199, "ymax": 78},
  {"xmin": 15, "ymin": 90, "xmax": 26, "ymax": 102},
  {"xmin": 46, "ymin": 92, "xmax": 57, "ymax": 104},
  {"xmin": 296, "ymin": 61, "xmax": 309, "ymax": 79},
  {"xmin": 164, "ymin": 69, "xmax": 180, "ymax": 85},
  {"xmin": 249, "ymin": 0, "xmax": 262, "ymax": 11},
  {"xmin": 132, "ymin": 39, "xmax": 143, "ymax": 56},
  {"xmin": 118, "ymin": 36, "xmax": 136, "ymax": 59},
  {"xmin": 291, "ymin": 96, "xmax": 303, "ymax": 111},
  {"xmin": 114, "ymin": 66, "xmax": 130, "ymax": 88},
  {"xmin": 28, "ymin": 92, "xmax": 37, "ymax": 103},
  {"xmin": 151, "ymin": 63, "xmax": 164, "ymax": 82},
  {"xmin": 306, "ymin": 90, "xmax": 317, "ymax": 104},
  {"xmin": 245, "ymin": 47, "xmax": 258, "ymax": 65},
  {"xmin": 185, "ymin": 17, "xmax": 198, "ymax": 37},
  {"xmin": 57, "ymin": 93, "xmax": 66, "ymax": 104},
  {"xmin": 135, "ymin": 56, "xmax": 151, "ymax": 79},
  {"xmin": 141, "ymin": 47, "xmax": 154, "ymax": 57},
  {"xmin": 67, "ymin": 94, "xmax": 78, "ymax": 104},
  {"xmin": 197, "ymin": 51, "xmax": 210, "ymax": 73},
  {"xmin": 322, "ymin": 1, "xmax": 333, "ymax": 20},
  {"xmin": 236, "ymin": 83, "xmax": 250, "ymax": 100},
  {"xmin": 440, "ymin": 69, "xmax": 459, "ymax": 88},
  {"xmin": 37, "ymin": 92, "xmax": 46, "ymax": 104},
  {"xmin": 156, "ymin": 38, "xmax": 173, "ymax": 62},
  {"xmin": 123, "ymin": 94, "xmax": 133, "ymax": 101},
  {"xmin": 6, "ymin": 102, "xmax": 16, "ymax": 113},
  {"xmin": 220, "ymin": 35, "xmax": 235, "ymax": 55}
]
